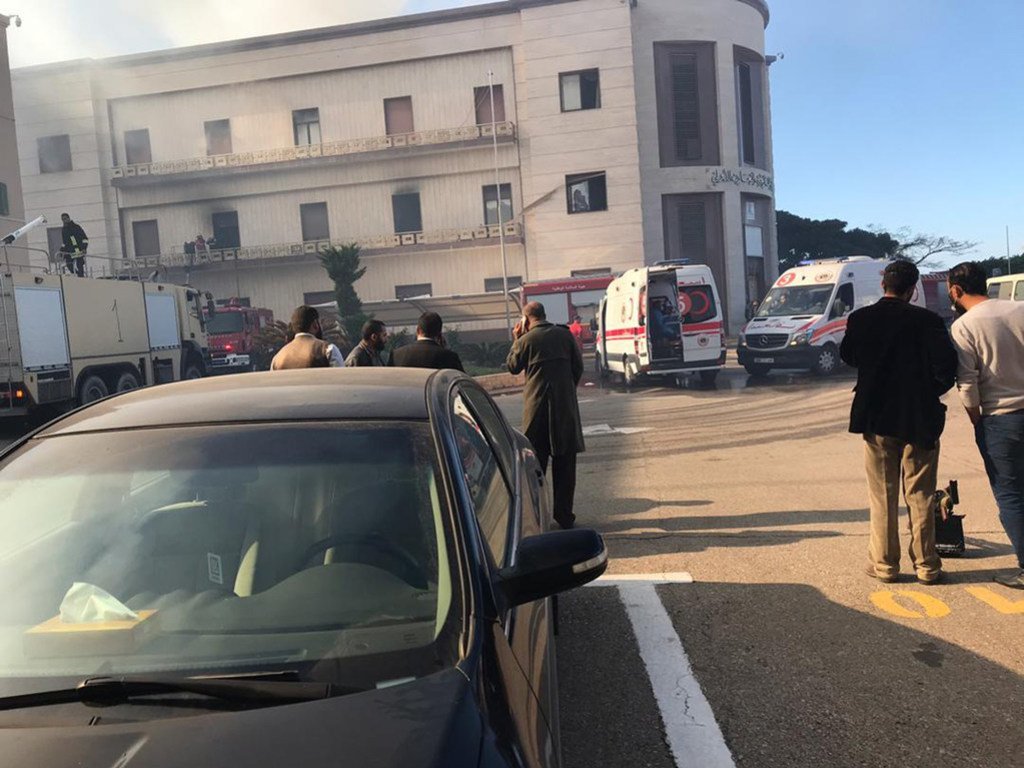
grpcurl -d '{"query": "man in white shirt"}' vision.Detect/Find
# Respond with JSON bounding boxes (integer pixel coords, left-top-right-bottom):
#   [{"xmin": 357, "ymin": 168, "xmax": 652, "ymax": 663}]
[
  {"xmin": 270, "ymin": 305, "xmax": 344, "ymax": 369},
  {"xmin": 948, "ymin": 262, "xmax": 1024, "ymax": 589}
]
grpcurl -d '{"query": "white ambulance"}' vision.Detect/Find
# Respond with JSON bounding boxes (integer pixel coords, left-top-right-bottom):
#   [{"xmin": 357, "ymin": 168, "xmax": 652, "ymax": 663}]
[
  {"xmin": 737, "ymin": 256, "xmax": 925, "ymax": 376},
  {"xmin": 595, "ymin": 263, "xmax": 726, "ymax": 386}
]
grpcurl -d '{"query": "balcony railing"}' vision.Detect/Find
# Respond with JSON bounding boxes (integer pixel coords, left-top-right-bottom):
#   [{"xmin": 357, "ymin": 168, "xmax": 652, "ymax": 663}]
[
  {"xmin": 111, "ymin": 122, "xmax": 516, "ymax": 180},
  {"xmin": 123, "ymin": 221, "xmax": 522, "ymax": 270}
]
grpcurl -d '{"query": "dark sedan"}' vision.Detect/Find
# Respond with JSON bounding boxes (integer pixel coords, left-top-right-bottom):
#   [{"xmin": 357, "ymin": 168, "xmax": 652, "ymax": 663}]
[{"xmin": 0, "ymin": 368, "xmax": 607, "ymax": 766}]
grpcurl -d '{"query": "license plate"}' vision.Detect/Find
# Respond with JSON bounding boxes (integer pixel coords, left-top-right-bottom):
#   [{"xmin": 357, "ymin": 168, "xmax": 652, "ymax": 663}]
[{"xmin": 754, "ymin": 357, "xmax": 774, "ymax": 364}]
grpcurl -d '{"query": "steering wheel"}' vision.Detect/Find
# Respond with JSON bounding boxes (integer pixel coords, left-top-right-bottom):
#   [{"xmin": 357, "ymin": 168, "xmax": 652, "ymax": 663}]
[{"xmin": 299, "ymin": 534, "xmax": 428, "ymax": 589}]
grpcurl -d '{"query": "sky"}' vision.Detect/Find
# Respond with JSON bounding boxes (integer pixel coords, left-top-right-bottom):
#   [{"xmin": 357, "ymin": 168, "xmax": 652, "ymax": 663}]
[{"xmin": 5, "ymin": 0, "xmax": 1022, "ymax": 263}]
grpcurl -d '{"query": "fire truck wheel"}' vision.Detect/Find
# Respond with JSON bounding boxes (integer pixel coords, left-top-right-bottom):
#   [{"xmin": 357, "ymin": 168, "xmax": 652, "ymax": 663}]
[
  {"xmin": 78, "ymin": 374, "xmax": 109, "ymax": 405},
  {"xmin": 115, "ymin": 370, "xmax": 141, "ymax": 392},
  {"xmin": 184, "ymin": 359, "xmax": 204, "ymax": 380},
  {"xmin": 699, "ymin": 369, "xmax": 719, "ymax": 386}
]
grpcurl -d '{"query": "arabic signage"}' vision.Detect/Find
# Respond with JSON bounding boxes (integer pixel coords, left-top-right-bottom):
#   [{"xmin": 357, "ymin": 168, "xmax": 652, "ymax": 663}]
[{"xmin": 707, "ymin": 168, "xmax": 775, "ymax": 192}]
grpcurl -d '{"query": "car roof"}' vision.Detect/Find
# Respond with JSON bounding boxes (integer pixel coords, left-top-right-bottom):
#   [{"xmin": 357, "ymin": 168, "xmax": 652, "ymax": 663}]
[{"xmin": 40, "ymin": 369, "xmax": 459, "ymax": 436}]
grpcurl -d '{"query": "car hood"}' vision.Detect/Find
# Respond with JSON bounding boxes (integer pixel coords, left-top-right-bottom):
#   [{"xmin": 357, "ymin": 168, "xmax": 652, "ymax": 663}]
[
  {"xmin": 743, "ymin": 315, "xmax": 821, "ymax": 335},
  {"xmin": 0, "ymin": 669, "xmax": 481, "ymax": 768}
]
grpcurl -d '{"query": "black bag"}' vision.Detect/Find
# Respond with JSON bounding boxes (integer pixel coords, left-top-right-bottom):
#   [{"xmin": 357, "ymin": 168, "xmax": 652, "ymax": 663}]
[{"xmin": 933, "ymin": 480, "xmax": 965, "ymax": 557}]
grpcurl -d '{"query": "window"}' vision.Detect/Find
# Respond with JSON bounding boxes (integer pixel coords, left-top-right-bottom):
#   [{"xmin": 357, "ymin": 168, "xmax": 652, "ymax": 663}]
[
  {"xmin": 735, "ymin": 48, "xmax": 767, "ymax": 168},
  {"xmin": 0, "ymin": 183, "xmax": 7, "ymax": 217},
  {"xmin": 211, "ymin": 211, "xmax": 240, "ymax": 249},
  {"xmin": 303, "ymin": 290, "xmax": 335, "ymax": 306},
  {"xmin": 37, "ymin": 135, "xmax": 72, "ymax": 173},
  {"xmin": 654, "ymin": 42, "xmax": 719, "ymax": 167},
  {"xmin": 124, "ymin": 129, "xmax": 152, "ymax": 165},
  {"xmin": 679, "ymin": 285, "xmax": 718, "ymax": 325},
  {"xmin": 662, "ymin": 194, "xmax": 726, "ymax": 305},
  {"xmin": 384, "ymin": 96, "xmax": 414, "ymax": 135},
  {"xmin": 46, "ymin": 227, "xmax": 63, "ymax": 257},
  {"xmin": 392, "ymin": 192, "xmax": 423, "ymax": 233},
  {"xmin": 395, "ymin": 283, "xmax": 432, "ymax": 300},
  {"xmin": 560, "ymin": 69, "xmax": 601, "ymax": 111},
  {"xmin": 132, "ymin": 220, "xmax": 161, "ymax": 257},
  {"xmin": 474, "ymin": 85, "xmax": 506, "ymax": 125},
  {"xmin": 994, "ymin": 281, "xmax": 1013, "ymax": 300},
  {"xmin": 293, "ymin": 108, "xmax": 321, "ymax": 146},
  {"xmin": 483, "ymin": 183, "xmax": 513, "ymax": 226},
  {"xmin": 204, "ymin": 119, "xmax": 232, "ymax": 156},
  {"xmin": 484, "ymin": 276, "xmax": 523, "ymax": 293},
  {"xmin": 566, "ymin": 172, "xmax": 608, "ymax": 214},
  {"xmin": 571, "ymin": 268, "xmax": 612, "ymax": 277},
  {"xmin": 744, "ymin": 225, "xmax": 764, "ymax": 257},
  {"xmin": 451, "ymin": 393, "xmax": 512, "ymax": 565},
  {"xmin": 831, "ymin": 283, "xmax": 855, "ymax": 319},
  {"xmin": 1015, "ymin": 281, "xmax": 1024, "ymax": 302},
  {"xmin": 461, "ymin": 387, "xmax": 517, "ymax": 487},
  {"xmin": 300, "ymin": 202, "xmax": 330, "ymax": 242}
]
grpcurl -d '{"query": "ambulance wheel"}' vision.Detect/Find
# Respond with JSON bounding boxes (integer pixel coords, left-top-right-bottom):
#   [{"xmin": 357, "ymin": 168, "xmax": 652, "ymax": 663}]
[
  {"xmin": 623, "ymin": 361, "xmax": 636, "ymax": 390},
  {"xmin": 744, "ymin": 364, "xmax": 771, "ymax": 378},
  {"xmin": 812, "ymin": 343, "xmax": 839, "ymax": 376},
  {"xmin": 114, "ymin": 370, "xmax": 141, "ymax": 393},
  {"xmin": 594, "ymin": 354, "xmax": 608, "ymax": 381},
  {"xmin": 699, "ymin": 370, "xmax": 719, "ymax": 386},
  {"xmin": 78, "ymin": 374, "xmax": 109, "ymax": 405}
]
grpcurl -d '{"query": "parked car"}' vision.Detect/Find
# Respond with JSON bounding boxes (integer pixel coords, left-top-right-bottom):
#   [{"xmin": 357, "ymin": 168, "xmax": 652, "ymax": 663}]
[{"xmin": 0, "ymin": 368, "xmax": 607, "ymax": 767}]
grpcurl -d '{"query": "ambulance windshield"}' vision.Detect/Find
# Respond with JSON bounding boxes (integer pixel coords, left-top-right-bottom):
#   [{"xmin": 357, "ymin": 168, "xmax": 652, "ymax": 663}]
[{"xmin": 756, "ymin": 285, "xmax": 835, "ymax": 318}]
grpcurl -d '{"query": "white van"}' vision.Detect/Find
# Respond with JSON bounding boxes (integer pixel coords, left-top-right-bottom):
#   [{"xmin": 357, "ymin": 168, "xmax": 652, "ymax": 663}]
[
  {"xmin": 595, "ymin": 264, "xmax": 726, "ymax": 385},
  {"xmin": 987, "ymin": 273, "xmax": 1024, "ymax": 301},
  {"xmin": 737, "ymin": 256, "xmax": 925, "ymax": 376}
]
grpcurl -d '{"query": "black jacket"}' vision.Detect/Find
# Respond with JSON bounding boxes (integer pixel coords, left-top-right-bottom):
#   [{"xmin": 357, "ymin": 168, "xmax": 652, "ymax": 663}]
[
  {"xmin": 61, "ymin": 221, "xmax": 88, "ymax": 253},
  {"xmin": 507, "ymin": 322, "xmax": 585, "ymax": 456},
  {"xmin": 389, "ymin": 339, "xmax": 464, "ymax": 371},
  {"xmin": 839, "ymin": 297, "xmax": 957, "ymax": 448}
]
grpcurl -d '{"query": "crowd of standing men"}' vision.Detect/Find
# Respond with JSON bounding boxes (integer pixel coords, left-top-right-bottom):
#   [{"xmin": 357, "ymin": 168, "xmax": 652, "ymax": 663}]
[{"xmin": 842, "ymin": 260, "xmax": 1024, "ymax": 590}]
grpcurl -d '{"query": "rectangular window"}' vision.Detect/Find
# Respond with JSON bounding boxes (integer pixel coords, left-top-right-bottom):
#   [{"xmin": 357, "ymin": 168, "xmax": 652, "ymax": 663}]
[
  {"xmin": 571, "ymin": 268, "xmax": 612, "ymax": 277},
  {"xmin": 392, "ymin": 192, "xmax": 423, "ymax": 234},
  {"xmin": 484, "ymin": 276, "xmax": 523, "ymax": 293},
  {"xmin": 303, "ymin": 290, "xmax": 335, "ymax": 306},
  {"xmin": 482, "ymin": 183, "xmax": 513, "ymax": 226},
  {"xmin": 37, "ymin": 134, "xmax": 72, "ymax": 174},
  {"xmin": 384, "ymin": 96, "xmax": 414, "ymax": 136},
  {"xmin": 204, "ymin": 119, "xmax": 232, "ymax": 156},
  {"xmin": 300, "ymin": 202, "xmax": 330, "ymax": 242},
  {"xmin": 211, "ymin": 211, "xmax": 240, "ymax": 249},
  {"xmin": 293, "ymin": 108, "xmax": 321, "ymax": 146},
  {"xmin": 566, "ymin": 172, "xmax": 608, "ymax": 214},
  {"xmin": 124, "ymin": 129, "xmax": 152, "ymax": 165},
  {"xmin": 474, "ymin": 85, "xmax": 506, "ymax": 125},
  {"xmin": 654, "ymin": 43, "xmax": 720, "ymax": 167},
  {"xmin": 735, "ymin": 48, "xmax": 767, "ymax": 168},
  {"xmin": 0, "ymin": 183, "xmax": 7, "ymax": 217},
  {"xmin": 395, "ymin": 283, "xmax": 432, "ymax": 300},
  {"xmin": 132, "ymin": 220, "xmax": 161, "ymax": 257},
  {"xmin": 662, "ymin": 193, "xmax": 726, "ymax": 306},
  {"xmin": 560, "ymin": 69, "xmax": 601, "ymax": 112}
]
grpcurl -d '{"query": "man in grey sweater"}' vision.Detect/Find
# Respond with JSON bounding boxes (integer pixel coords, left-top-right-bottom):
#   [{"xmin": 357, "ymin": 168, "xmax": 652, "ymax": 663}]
[{"xmin": 948, "ymin": 262, "xmax": 1024, "ymax": 589}]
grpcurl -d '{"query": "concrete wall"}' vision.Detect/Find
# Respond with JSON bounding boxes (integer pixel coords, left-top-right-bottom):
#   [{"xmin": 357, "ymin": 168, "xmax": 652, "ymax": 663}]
[
  {"xmin": 0, "ymin": 15, "xmax": 26, "ymax": 261},
  {"xmin": 630, "ymin": 0, "xmax": 776, "ymax": 331}
]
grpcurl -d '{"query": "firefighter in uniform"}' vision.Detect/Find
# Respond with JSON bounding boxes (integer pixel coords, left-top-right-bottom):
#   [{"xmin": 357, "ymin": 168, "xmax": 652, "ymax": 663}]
[{"xmin": 60, "ymin": 213, "xmax": 89, "ymax": 277}]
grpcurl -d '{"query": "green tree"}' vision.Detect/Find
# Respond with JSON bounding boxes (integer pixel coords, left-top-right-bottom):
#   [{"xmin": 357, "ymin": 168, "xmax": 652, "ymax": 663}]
[
  {"xmin": 777, "ymin": 210, "xmax": 899, "ymax": 270},
  {"xmin": 318, "ymin": 244, "xmax": 368, "ymax": 346},
  {"xmin": 966, "ymin": 254, "xmax": 1024, "ymax": 277}
]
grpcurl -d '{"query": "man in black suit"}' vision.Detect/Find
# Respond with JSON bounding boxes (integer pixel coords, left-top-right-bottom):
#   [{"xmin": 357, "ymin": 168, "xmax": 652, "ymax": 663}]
[
  {"xmin": 840, "ymin": 260, "xmax": 958, "ymax": 585},
  {"xmin": 389, "ymin": 312, "xmax": 465, "ymax": 371}
]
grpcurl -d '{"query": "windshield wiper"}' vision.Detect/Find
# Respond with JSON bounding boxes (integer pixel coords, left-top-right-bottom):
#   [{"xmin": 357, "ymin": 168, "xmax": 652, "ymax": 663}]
[{"xmin": 0, "ymin": 670, "xmax": 362, "ymax": 711}]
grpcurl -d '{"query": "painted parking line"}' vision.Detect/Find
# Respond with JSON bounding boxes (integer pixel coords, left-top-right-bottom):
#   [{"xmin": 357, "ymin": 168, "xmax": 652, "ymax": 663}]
[{"xmin": 590, "ymin": 572, "xmax": 695, "ymax": 585}]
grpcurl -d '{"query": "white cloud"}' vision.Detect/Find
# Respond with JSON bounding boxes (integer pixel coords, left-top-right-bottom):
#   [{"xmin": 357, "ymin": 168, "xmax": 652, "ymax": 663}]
[{"xmin": 7, "ymin": 0, "xmax": 407, "ymax": 68}]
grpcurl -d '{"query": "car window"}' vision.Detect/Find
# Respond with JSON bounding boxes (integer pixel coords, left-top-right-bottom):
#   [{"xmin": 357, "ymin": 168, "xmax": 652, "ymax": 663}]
[
  {"xmin": 460, "ymin": 386, "xmax": 516, "ymax": 483},
  {"xmin": 679, "ymin": 284, "xmax": 717, "ymax": 325},
  {"xmin": 830, "ymin": 283, "xmax": 854, "ymax": 319},
  {"xmin": 1014, "ymin": 281, "xmax": 1024, "ymax": 302},
  {"xmin": 452, "ymin": 393, "xmax": 512, "ymax": 566},
  {"xmin": 0, "ymin": 422, "xmax": 459, "ymax": 695},
  {"xmin": 996, "ymin": 281, "xmax": 1013, "ymax": 300}
]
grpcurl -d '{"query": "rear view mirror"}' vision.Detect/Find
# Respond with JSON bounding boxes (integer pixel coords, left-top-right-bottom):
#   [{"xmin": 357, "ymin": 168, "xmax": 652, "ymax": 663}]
[{"xmin": 498, "ymin": 529, "xmax": 608, "ymax": 606}]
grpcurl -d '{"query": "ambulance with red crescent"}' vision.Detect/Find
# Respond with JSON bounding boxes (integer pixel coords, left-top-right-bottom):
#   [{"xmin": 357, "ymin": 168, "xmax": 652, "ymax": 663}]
[
  {"xmin": 595, "ymin": 263, "xmax": 726, "ymax": 386},
  {"xmin": 737, "ymin": 256, "xmax": 925, "ymax": 377}
]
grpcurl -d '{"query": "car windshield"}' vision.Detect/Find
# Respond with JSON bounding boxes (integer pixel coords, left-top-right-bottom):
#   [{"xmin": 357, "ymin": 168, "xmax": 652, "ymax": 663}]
[
  {"xmin": 206, "ymin": 312, "xmax": 245, "ymax": 334},
  {"xmin": 756, "ymin": 285, "xmax": 835, "ymax": 317},
  {"xmin": 0, "ymin": 422, "xmax": 458, "ymax": 696}
]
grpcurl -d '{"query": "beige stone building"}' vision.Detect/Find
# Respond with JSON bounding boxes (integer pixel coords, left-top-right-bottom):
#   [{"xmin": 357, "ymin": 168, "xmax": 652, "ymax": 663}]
[
  {"xmin": 0, "ymin": 13, "xmax": 27, "ymax": 264},
  {"xmin": 13, "ymin": 0, "xmax": 776, "ymax": 330}
]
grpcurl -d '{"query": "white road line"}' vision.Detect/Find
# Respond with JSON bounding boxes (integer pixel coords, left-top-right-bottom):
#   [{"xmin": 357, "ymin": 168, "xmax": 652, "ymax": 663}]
[
  {"xmin": 619, "ymin": 583, "xmax": 736, "ymax": 768},
  {"xmin": 589, "ymin": 572, "xmax": 694, "ymax": 585}
]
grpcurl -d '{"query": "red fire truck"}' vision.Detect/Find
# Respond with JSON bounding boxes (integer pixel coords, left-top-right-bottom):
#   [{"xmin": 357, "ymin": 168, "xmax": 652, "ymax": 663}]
[
  {"xmin": 520, "ymin": 276, "xmax": 614, "ymax": 347},
  {"xmin": 205, "ymin": 301, "xmax": 274, "ymax": 373}
]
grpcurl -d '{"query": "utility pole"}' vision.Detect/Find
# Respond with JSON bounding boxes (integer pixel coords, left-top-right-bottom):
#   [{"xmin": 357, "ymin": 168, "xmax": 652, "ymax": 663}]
[
  {"xmin": 1007, "ymin": 225, "xmax": 1013, "ymax": 276},
  {"xmin": 488, "ymin": 69, "xmax": 513, "ymax": 340}
]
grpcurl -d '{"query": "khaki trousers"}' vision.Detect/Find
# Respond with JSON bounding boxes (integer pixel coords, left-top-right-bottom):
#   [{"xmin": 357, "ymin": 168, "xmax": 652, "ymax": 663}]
[{"xmin": 863, "ymin": 434, "xmax": 942, "ymax": 581}]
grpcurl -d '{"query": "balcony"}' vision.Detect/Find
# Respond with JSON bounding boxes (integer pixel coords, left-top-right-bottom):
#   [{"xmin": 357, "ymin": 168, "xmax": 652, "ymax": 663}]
[
  {"xmin": 111, "ymin": 122, "xmax": 516, "ymax": 185},
  {"xmin": 124, "ymin": 221, "xmax": 522, "ymax": 270}
]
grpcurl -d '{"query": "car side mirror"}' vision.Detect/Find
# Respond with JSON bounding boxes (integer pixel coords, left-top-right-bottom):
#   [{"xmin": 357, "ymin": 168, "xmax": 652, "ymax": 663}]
[{"xmin": 497, "ymin": 529, "xmax": 608, "ymax": 606}]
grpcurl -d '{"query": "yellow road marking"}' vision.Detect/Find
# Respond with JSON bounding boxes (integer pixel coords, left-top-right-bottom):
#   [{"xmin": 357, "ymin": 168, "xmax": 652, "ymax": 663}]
[
  {"xmin": 965, "ymin": 586, "xmax": 1024, "ymax": 615},
  {"xmin": 870, "ymin": 590, "xmax": 951, "ymax": 619}
]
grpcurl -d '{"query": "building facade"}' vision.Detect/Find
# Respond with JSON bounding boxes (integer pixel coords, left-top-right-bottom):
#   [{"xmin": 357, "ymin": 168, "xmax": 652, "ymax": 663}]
[
  {"xmin": 1, "ymin": 13, "xmax": 27, "ymax": 262},
  {"xmin": 13, "ymin": 0, "xmax": 775, "ymax": 330}
]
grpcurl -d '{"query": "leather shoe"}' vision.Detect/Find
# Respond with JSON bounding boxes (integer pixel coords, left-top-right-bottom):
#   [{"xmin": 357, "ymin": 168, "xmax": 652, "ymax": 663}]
[
  {"xmin": 865, "ymin": 565, "xmax": 897, "ymax": 584},
  {"xmin": 917, "ymin": 570, "xmax": 945, "ymax": 586},
  {"xmin": 993, "ymin": 569, "xmax": 1024, "ymax": 589}
]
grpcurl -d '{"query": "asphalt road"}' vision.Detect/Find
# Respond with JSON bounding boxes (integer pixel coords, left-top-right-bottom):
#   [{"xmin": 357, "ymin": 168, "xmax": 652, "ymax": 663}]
[{"xmin": 499, "ymin": 363, "xmax": 1024, "ymax": 768}]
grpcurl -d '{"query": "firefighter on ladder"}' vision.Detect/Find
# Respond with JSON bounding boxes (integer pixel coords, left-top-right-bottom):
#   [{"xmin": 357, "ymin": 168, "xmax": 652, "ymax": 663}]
[{"xmin": 60, "ymin": 212, "xmax": 88, "ymax": 277}]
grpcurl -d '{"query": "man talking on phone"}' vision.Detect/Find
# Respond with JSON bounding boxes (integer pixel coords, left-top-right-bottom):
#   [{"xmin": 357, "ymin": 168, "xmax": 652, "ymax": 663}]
[{"xmin": 507, "ymin": 301, "xmax": 585, "ymax": 529}]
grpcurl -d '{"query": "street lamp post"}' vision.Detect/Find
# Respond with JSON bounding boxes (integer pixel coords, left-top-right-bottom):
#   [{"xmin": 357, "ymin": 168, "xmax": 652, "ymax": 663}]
[{"xmin": 488, "ymin": 69, "xmax": 513, "ymax": 340}]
